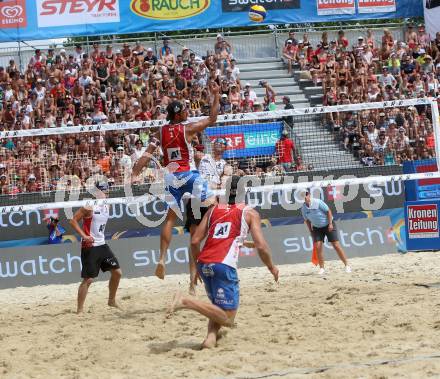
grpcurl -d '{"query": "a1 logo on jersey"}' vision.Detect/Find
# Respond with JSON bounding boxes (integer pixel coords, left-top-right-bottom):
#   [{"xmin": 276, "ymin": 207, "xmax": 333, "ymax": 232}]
[
  {"xmin": 167, "ymin": 147, "xmax": 182, "ymax": 161},
  {"xmin": 213, "ymin": 222, "xmax": 231, "ymax": 239}
]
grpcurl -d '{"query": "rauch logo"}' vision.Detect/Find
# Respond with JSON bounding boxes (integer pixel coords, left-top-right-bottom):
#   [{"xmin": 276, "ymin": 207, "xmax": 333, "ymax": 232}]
[
  {"xmin": 131, "ymin": 0, "xmax": 210, "ymax": 20},
  {"xmin": 407, "ymin": 204, "xmax": 439, "ymax": 239}
]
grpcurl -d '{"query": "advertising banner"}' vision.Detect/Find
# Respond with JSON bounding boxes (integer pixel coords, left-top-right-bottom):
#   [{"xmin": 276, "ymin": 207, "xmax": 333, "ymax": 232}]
[
  {"xmin": 204, "ymin": 122, "xmax": 282, "ymax": 159},
  {"xmin": 0, "ymin": 167, "xmax": 406, "ymax": 244},
  {"xmin": 425, "ymin": 0, "xmax": 440, "ymax": 48},
  {"xmin": 358, "ymin": 0, "xmax": 396, "ymax": 14},
  {"xmin": 0, "ymin": 216, "xmax": 396, "ymax": 289},
  {"xmin": 0, "ymin": 0, "xmax": 423, "ymax": 42},
  {"xmin": 405, "ymin": 200, "xmax": 440, "ymax": 251},
  {"xmin": 317, "ymin": 0, "xmax": 355, "ymax": 16}
]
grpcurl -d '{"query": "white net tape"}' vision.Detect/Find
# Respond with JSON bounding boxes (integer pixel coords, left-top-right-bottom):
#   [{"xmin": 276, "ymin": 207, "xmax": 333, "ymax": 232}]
[{"xmin": 0, "ymin": 98, "xmax": 436, "ymax": 139}]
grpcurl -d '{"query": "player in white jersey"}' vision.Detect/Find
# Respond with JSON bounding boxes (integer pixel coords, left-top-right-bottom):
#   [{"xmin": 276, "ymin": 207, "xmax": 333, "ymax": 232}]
[
  {"xmin": 69, "ymin": 181, "xmax": 122, "ymax": 314},
  {"xmin": 185, "ymin": 137, "xmax": 228, "ymax": 295}
]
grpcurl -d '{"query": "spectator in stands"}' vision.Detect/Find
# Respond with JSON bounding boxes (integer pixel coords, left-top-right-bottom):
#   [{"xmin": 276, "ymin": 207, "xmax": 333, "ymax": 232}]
[
  {"xmin": 47, "ymin": 216, "xmax": 65, "ymax": 245},
  {"xmin": 275, "ymin": 130, "xmax": 296, "ymax": 172},
  {"xmin": 283, "ymin": 40, "xmax": 297, "ymax": 74}
]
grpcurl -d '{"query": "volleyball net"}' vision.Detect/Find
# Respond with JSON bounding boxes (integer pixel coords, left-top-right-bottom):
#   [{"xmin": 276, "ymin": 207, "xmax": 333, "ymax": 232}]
[{"xmin": 0, "ymin": 98, "xmax": 439, "ymax": 215}]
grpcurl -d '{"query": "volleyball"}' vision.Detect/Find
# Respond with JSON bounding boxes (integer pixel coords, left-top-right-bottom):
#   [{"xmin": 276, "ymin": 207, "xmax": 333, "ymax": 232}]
[{"xmin": 249, "ymin": 5, "xmax": 267, "ymax": 23}]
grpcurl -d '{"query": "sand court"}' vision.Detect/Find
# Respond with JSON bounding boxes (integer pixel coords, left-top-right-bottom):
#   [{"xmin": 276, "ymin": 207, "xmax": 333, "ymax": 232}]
[{"xmin": 2, "ymin": 251, "xmax": 440, "ymax": 378}]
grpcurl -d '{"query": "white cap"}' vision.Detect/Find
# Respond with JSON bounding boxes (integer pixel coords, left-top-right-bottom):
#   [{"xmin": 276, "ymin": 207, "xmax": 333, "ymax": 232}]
[
  {"xmin": 221, "ymin": 94, "xmax": 228, "ymax": 98},
  {"xmin": 67, "ymin": 121, "xmax": 73, "ymax": 126},
  {"xmin": 147, "ymin": 47, "xmax": 153, "ymax": 52},
  {"xmin": 116, "ymin": 49, "xmax": 122, "ymax": 54},
  {"xmin": 420, "ymin": 48, "xmax": 426, "ymax": 54},
  {"xmin": 245, "ymin": 82, "xmax": 251, "ymax": 87},
  {"xmin": 133, "ymin": 101, "xmax": 140, "ymax": 107},
  {"xmin": 217, "ymin": 33, "xmax": 222, "ymax": 38},
  {"xmin": 28, "ymin": 174, "xmax": 36, "ymax": 180},
  {"xmin": 0, "ymin": 163, "xmax": 5, "ymax": 169},
  {"xmin": 60, "ymin": 48, "xmax": 66, "ymax": 53},
  {"xmin": 117, "ymin": 146, "xmax": 124, "ymax": 151}
]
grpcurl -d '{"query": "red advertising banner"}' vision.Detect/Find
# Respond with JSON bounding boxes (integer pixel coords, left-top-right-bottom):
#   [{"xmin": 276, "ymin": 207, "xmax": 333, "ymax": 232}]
[
  {"xmin": 0, "ymin": 0, "xmax": 27, "ymax": 29},
  {"xmin": 407, "ymin": 204, "xmax": 439, "ymax": 239},
  {"xmin": 358, "ymin": 0, "xmax": 396, "ymax": 13},
  {"xmin": 317, "ymin": 0, "xmax": 355, "ymax": 15}
]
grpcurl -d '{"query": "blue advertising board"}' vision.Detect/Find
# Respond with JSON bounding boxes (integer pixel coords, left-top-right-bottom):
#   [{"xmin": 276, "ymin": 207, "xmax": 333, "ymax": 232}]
[
  {"xmin": 0, "ymin": 0, "xmax": 423, "ymax": 42},
  {"xmin": 204, "ymin": 121, "xmax": 282, "ymax": 159},
  {"xmin": 403, "ymin": 159, "xmax": 440, "ymax": 201},
  {"xmin": 405, "ymin": 200, "xmax": 440, "ymax": 251}
]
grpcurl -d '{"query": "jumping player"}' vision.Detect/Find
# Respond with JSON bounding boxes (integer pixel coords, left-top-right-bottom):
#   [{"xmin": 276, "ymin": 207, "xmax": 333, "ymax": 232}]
[
  {"xmin": 69, "ymin": 181, "xmax": 122, "ymax": 314},
  {"xmin": 168, "ymin": 176, "xmax": 279, "ymax": 349},
  {"xmin": 133, "ymin": 81, "xmax": 220, "ymax": 280}
]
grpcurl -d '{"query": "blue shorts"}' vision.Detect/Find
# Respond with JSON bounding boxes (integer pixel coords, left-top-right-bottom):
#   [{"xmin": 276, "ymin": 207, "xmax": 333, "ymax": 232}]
[
  {"xmin": 164, "ymin": 170, "xmax": 212, "ymax": 210},
  {"xmin": 198, "ymin": 263, "xmax": 239, "ymax": 310}
]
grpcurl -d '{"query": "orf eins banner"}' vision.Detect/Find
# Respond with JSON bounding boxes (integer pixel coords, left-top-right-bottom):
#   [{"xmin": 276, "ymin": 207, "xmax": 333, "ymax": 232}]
[
  {"xmin": 0, "ymin": 0, "xmax": 423, "ymax": 42},
  {"xmin": 204, "ymin": 122, "xmax": 282, "ymax": 159}
]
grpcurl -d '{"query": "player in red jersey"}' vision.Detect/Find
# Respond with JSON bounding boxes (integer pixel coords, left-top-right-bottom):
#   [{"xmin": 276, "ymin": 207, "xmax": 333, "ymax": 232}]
[
  {"xmin": 133, "ymin": 81, "xmax": 220, "ymax": 281},
  {"xmin": 168, "ymin": 176, "xmax": 279, "ymax": 349}
]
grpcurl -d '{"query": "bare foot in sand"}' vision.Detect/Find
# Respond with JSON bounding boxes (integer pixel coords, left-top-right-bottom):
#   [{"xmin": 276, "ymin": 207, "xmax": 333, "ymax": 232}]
[
  {"xmin": 155, "ymin": 262, "xmax": 165, "ymax": 280},
  {"xmin": 189, "ymin": 284, "xmax": 196, "ymax": 296},
  {"xmin": 167, "ymin": 291, "xmax": 184, "ymax": 318},
  {"xmin": 108, "ymin": 299, "xmax": 122, "ymax": 310},
  {"xmin": 202, "ymin": 334, "xmax": 217, "ymax": 349},
  {"xmin": 76, "ymin": 308, "xmax": 84, "ymax": 315}
]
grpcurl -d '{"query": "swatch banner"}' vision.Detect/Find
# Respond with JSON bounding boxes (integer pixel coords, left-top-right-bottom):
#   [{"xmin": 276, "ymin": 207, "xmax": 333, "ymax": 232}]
[
  {"xmin": 425, "ymin": 0, "xmax": 440, "ymax": 43},
  {"xmin": 0, "ymin": 0, "xmax": 422, "ymax": 42}
]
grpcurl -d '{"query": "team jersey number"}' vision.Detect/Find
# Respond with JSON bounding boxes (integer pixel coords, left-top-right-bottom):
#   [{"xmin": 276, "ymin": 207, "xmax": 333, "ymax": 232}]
[
  {"xmin": 167, "ymin": 147, "xmax": 182, "ymax": 161},
  {"xmin": 213, "ymin": 222, "xmax": 232, "ymax": 239},
  {"xmin": 98, "ymin": 224, "xmax": 105, "ymax": 233}
]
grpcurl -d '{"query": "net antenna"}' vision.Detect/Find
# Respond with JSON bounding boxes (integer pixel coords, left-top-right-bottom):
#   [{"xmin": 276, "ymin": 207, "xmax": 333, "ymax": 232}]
[{"xmin": 0, "ymin": 98, "xmax": 439, "ymax": 214}]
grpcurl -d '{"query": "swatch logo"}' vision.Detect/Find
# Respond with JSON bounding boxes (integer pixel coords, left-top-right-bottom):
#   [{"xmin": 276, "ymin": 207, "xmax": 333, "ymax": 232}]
[
  {"xmin": 1, "ymin": 5, "xmax": 23, "ymax": 18},
  {"xmin": 0, "ymin": 1, "xmax": 27, "ymax": 28}
]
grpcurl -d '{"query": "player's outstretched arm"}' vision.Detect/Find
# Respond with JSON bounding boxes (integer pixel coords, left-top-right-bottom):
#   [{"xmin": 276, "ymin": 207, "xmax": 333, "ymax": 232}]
[
  {"xmin": 186, "ymin": 81, "xmax": 220, "ymax": 137},
  {"xmin": 190, "ymin": 207, "xmax": 213, "ymax": 261},
  {"xmin": 247, "ymin": 208, "xmax": 279, "ymax": 282}
]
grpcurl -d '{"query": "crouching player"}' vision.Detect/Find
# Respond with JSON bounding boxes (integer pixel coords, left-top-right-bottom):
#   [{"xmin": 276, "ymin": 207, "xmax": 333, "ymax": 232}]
[{"xmin": 168, "ymin": 176, "xmax": 279, "ymax": 348}]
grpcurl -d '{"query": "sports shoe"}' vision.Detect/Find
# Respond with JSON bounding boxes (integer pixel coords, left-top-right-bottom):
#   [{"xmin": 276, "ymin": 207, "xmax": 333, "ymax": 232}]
[
  {"xmin": 318, "ymin": 268, "xmax": 326, "ymax": 275},
  {"xmin": 345, "ymin": 265, "xmax": 352, "ymax": 273}
]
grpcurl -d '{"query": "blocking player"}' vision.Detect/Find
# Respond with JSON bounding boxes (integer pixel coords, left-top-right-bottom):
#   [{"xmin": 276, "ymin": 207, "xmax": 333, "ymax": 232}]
[
  {"xmin": 168, "ymin": 176, "xmax": 279, "ymax": 349},
  {"xmin": 69, "ymin": 181, "xmax": 122, "ymax": 314},
  {"xmin": 132, "ymin": 81, "xmax": 220, "ymax": 280},
  {"xmin": 185, "ymin": 137, "xmax": 228, "ymax": 295}
]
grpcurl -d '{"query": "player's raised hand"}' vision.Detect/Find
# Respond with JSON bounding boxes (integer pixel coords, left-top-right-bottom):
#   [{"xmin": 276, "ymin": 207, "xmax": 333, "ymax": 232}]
[{"xmin": 209, "ymin": 80, "xmax": 220, "ymax": 94}]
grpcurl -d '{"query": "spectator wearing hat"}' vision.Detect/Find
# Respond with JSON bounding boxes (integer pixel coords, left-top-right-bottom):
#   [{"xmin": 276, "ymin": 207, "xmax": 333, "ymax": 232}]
[
  {"xmin": 47, "ymin": 216, "xmax": 65, "ymax": 245},
  {"xmin": 418, "ymin": 24, "xmax": 430, "ymax": 48},
  {"xmin": 275, "ymin": 129, "xmax": 296, "ymax": 172},
  {"xmin": 243, "ymin": 83, "xmax": 257, "ymax": 103},
  {"xmin": 283, "ymin": 39, "xmax": 298, "ymax": 74}
]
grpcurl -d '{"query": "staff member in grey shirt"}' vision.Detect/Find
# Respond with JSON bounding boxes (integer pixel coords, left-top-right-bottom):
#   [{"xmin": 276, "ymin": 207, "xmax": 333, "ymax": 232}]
[{"xmin": 301, "ymin": 189, "xmax": 351, "ymax": 275}]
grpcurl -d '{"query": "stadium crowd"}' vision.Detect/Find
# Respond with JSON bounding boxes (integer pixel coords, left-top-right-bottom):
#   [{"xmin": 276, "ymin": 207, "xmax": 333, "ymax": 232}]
[
  {"xmin": 282, "ymin": 26, "xmax": 439, "ymax": 166},
  {"xmin": 0, "ymin": 25, "xmax": 439, "ymax": 194}
]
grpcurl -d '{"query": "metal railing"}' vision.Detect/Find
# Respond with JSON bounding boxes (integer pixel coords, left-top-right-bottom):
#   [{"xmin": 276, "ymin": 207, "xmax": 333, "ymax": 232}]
[{"xmin": 0, "ymin": 22, "xmax": 408, "ymax": 71}]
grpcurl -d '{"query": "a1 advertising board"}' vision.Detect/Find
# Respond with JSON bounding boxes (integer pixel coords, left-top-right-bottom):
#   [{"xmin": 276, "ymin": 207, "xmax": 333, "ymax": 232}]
[
  {"xmin": 358, "ymin": 0, "xmax": 396, "ymax": 13},
  {"xmin": 317, "ymin": 0, "xmax": 355, "ymax": 16},
  {"xmin": 0, "ymin": 217, "xmax": 396, "ymax": 289},
  {"xmin": 405, "ymin": 200, "xmax": 440, "ymax": 251}
]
